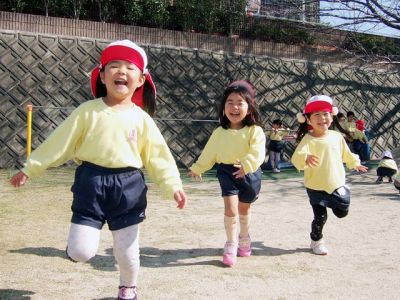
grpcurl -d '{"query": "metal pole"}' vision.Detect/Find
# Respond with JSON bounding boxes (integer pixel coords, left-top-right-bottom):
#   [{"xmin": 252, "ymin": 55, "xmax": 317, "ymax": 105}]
[{"xmin": 26, "ymin": 104, "xmax": 33, "ymax": 158}]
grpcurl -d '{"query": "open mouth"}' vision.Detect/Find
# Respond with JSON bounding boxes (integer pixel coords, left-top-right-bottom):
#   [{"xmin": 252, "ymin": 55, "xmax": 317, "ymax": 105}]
[{"xmin": 114, "ymin": 79, "xmax": 127, "ymax": 86}]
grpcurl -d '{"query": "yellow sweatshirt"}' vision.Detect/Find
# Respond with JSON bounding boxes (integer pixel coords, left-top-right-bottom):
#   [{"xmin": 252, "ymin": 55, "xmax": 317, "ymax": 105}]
[
  {"xmin": 352, "ymin": 129, "xmax": 368, "ymax": 142},
  {"xmin": 344, "ymin": 121, "xmax": 356, "ymax": 133},
  {"xmin": 190, "ymin": 125, "xmax": 266, "ymax": 175},
  {"xmin": 291, "ymin": 130, "xmax": 360, "ymax": 194},
  {"xmin": 378, "ymin": 158, "xmax": 398, "ymax": 171},
  {"xmin": 269, "ymin": 129, "xmax": 290, "ymax": 141},
  {"xmin": 22, "ymin": 98, "xmax": 182, "ymax": 199}
]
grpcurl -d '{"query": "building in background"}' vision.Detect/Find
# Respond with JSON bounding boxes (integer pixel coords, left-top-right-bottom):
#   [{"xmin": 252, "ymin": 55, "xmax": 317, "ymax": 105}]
[{"xmin": 257, "ymin": 0, "xmax": 320, "ymax": 23}]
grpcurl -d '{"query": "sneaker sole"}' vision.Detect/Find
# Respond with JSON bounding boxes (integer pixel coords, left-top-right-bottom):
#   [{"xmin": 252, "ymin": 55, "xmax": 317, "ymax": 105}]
[
  {"xmin": 238, "ymin": 250, "xmax": 251, "ymax": 257},
  {"xmin": 312, "ymin": 251, "xmax": 328, "ymax": 256}
]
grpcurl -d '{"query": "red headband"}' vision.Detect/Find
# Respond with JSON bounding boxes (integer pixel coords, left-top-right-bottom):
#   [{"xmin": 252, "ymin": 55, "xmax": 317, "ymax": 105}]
[{"xmin": 90, "ymin": 40, "xmax": 156, "ymax": 108}]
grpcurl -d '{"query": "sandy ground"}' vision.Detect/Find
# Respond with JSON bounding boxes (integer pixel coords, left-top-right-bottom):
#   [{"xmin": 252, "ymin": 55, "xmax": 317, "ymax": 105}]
[{"xmin": 0, "ymin": 167, "xmax": 399, "ymax": 300}]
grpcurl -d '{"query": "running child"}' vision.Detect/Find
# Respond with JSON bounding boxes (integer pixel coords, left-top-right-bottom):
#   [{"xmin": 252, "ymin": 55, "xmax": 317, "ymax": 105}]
[
  {"xmin": 10, "ymin": 40, "xmax": 187, "ymax": 300},
  {"xmin": 188, "ymin": 80, "xmax": 265, "ymax": 267},
  {"xmin": 292, "ymin": 95, "xmax": 367, "ymax": 255}
]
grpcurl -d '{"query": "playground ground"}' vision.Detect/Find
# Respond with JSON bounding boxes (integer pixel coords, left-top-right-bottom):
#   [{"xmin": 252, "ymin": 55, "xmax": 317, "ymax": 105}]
[{"xmin": 0, "ymin": 164, "xmax": 399, "ymax": 300}]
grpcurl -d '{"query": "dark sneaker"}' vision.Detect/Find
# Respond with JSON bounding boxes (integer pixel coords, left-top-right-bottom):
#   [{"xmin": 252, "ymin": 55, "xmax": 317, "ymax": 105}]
[
  {"xmin": 118, "ymin": 286, "xmax": 137, "ymax": 300},
  {"xmin": 376, "ymin": 177, "xmax": 383, "ymax": 184}
]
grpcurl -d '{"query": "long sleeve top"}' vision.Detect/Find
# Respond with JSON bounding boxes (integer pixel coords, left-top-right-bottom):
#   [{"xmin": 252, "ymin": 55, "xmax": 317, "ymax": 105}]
[
  {"xmin": 22, "ymin": 98, "xmax": 182, "ymax": 199},
  {"xmin": 378, "ymin": 158, "xmax": 398, "ymax": 171},
  {"xmin": 344, "ymin": 121, "xmax": 356, "ymax": 133},
  {"xmin": 268, "ymin": 129, "xmax": 290, "ymax": 141},
  {"xmin": 352, "ymin": 129, "xmax": 368, "ymax": 143},
  {"xmin": 291, "ymin": 130, "xmax": 360, "ymax": 194},
  {"xmin": 190, "ymin": 125, "xmax": 266, "ymax": 175}
]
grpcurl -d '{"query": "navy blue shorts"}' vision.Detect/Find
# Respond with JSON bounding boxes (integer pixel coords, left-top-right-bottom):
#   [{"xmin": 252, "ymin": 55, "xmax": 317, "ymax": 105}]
[
  {"xmin": 306, "ymin": 186, "xmax": 350, "ymax": 211},
  {"xmin": 376, "ymin": 167, "xmax": 396, "ymax": 177},
  {"xmin": 216, "ymin": 163, "xmax": 262, "ymax": 203},
  {"xmin": 70, "ymin": 162, "xmax": 148, "ymax": 231}
]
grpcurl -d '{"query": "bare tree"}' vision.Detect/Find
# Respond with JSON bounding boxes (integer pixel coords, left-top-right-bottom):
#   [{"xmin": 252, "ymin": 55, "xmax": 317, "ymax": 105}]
[
  {"xmin": 255, "ymin": 1, "xmax": 399, "ymax": 68},
  {"xmin": 317, "ymin": 0, "xmax": 400, "ymax": 32},
  {"xmin": 315, "ymin": 1, "xmax": 399, "ymax": 67}
]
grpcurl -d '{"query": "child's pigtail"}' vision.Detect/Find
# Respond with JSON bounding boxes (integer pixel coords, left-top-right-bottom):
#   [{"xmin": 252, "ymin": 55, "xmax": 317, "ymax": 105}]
[
  {"xmin": 296, "ymin": 112, "xmax": 308, "ymax": 142},
  {"xmin": 142, "ymin": 81, "xmax": 156, "ymax": 116}
]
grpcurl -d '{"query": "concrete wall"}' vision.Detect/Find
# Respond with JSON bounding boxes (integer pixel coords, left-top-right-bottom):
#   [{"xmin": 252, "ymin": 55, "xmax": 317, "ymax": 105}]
[{"xmin": 1, "ymin": 29, "xmax": 399, "ymax": 168}]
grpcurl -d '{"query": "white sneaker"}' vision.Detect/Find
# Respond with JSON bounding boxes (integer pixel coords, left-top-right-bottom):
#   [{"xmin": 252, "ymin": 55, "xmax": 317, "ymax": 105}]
[
  {"xmin": 272, "ymin": 168, "xmax": 280, "ymax": 173},
  {"xmin": 310, "ymin": 239, "xmax": 328, "ymax": 255}
]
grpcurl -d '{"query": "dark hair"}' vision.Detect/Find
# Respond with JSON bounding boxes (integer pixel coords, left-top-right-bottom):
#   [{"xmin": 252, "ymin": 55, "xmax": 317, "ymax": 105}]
[
  {"xmin": 272, "ymin": 119, "xmax": 282, "ymax": 126},
  {"xmin": 347, "ymin": 111, "xmax": 355, "ymax": 117},
  {"xmin": 218, "ymin": 83, "xmax": 262, "ymax": 129},
  {"xmin": 330, "ymin": 115, "xmax": 352, "ymax": 139},
  {"xmin": 296, "ymin": 114, "xmax": 311, "ymax": 142},
  {"xmin": 336, "ymin": 112, "xmax": 345, "ymax": 119},
  {"xmin": 94, "ymin": 70, "xmax": 156, "ymax": 116},
  {"xmin": 142, "ymin": 80, "xmax": 156, "ymax": 116}
]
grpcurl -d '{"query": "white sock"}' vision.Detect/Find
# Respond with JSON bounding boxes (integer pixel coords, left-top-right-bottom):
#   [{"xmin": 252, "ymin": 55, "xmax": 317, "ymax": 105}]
[
  {"xmin": 112, "ymin": 224, "xmax": 140, "ymax": 287},
  {"xmin": 239, "ymin": 214, "xmax": 251, "ymax": 237},
  {"xmin": 224, "ymin": 216, "xmax": 238, "ymax": 243}
]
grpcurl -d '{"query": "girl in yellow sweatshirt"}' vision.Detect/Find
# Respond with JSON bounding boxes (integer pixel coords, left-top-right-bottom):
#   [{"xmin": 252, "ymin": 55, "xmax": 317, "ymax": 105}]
[
  {"xmin": 292, "ymin": 95, "xmax": 367, "ymax": 256},
  {"xmin": 10, "ymin": 40, "xmax": 187, "ymax": 300},
  {"xmin": 188, "ymin": 80, "xmax": 265, "ymax": 267}
]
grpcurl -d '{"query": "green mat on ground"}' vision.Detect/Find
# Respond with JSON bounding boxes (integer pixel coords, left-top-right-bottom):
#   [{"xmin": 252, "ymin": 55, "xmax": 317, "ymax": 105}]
[{"xmin": 179, "ymin": 160, "xmax": 379, "ymax": 183}]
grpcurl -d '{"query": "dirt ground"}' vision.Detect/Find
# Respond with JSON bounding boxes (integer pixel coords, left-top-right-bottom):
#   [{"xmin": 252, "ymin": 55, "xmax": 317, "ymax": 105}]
[{"xmin": 0, "ymin": 167, "xmax": 399, "ymax": 300}]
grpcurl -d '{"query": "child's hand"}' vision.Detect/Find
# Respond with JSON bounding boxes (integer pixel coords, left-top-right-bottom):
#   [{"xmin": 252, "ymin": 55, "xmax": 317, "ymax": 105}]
[
  {"xmin": 10, "ymin": 171, "xmax": 28, "ymax": 187},
  {"xmin": 233, "ymin": 160, "xmax": 245, "ymax": 178},
  {"xmin": 174, "ymin": 190, "xmax": 187, "ymax": 209},
  {"xmin": 355, "ymin": 165, "xmax": 368, "ymax": 173},
  {"xmin": 188, "ymin": 170, "xmax": 202, "ymax": 181},
  {"xmin": 306, "ymin": 154, "xmax": 319, "ymax": 168}
]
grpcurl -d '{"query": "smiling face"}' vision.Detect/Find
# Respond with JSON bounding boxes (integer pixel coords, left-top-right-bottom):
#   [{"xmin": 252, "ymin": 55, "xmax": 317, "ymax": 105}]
[
  {"xmin": 307, "ymin": 110, "xmax": 333, "ymax": 137},
  {"xmin": 100, "ymin": 60, "xmax": 145, "ymax": 106},
  {"xmin": 224, "ymin": 92, "xmax": 249, "ymax": 129}
]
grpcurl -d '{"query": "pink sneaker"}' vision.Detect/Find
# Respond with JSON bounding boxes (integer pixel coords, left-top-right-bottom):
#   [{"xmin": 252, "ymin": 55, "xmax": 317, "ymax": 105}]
[
  {"xmin": 222, "ymin": 241, "xmax": 238, "ymax": 267},
  {"xmin": 118, "ymin": 286, "xmax": 137, "ymax": 300},
  {"xmin": 238, "ymin": 235, "xmax": 252, "ymax": 257}
]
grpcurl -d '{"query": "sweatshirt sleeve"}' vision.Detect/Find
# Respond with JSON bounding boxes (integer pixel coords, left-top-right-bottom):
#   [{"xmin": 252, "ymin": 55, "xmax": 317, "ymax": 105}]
[
  {"xmin": 140, "ymin": 114, "xmax": 183, "ymax": 200},
  {"xmin": 241, "ymin": 126, "xmax": 266, "ymax": 174},
  {"xmin": 22, "ymin": 108, "xmax": 84, "ymax": 177},
  {"xmin": 341, "ymin": 136, "xmax": 360, "ymax": 169},
  {"xmin": 291, "ymin": 137, "xmax": 309, "ymax": 171},
  {"xmin": 189, "ymin": 130, "xmax": 218, "ymax": 175}
]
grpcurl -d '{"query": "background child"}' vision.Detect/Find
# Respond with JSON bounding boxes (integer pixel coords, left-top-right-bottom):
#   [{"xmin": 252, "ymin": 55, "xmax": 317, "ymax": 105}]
[
  {"xmin": 10, "ymin": 40, "xmax": 187, "ymax": 300},
  {"xmin": 292, "ymin": 95, "xmax": 367, "ymax": 255},
  {"xmin": 344, "ymin": 111, "xmax": 356, "ymax": 152},
  {"xmin": 331, "ymin": 112, "xmax": 352, "ymax": 143},
  {"xmin": 267, "ymin": 119, "xmax": 290, "ymax": 173},
  {"xmin": 188, "ymin": 80, "xmax": 265, "ymax": 267},
  {"xmin": 353, "ymin": 119, "xmax": 370, "ymax": 163},
  {"xmin": 376, "ymin": 150, "xmax": 398, "ymax": 184}
]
